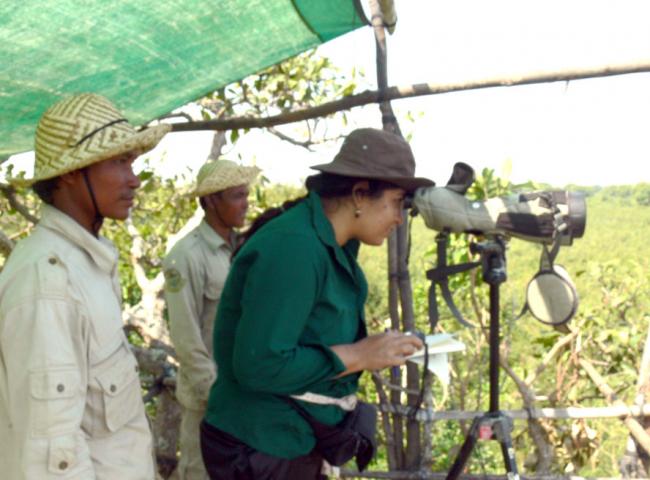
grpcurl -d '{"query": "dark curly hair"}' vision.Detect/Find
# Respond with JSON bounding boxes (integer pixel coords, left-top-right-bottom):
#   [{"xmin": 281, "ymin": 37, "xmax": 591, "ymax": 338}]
[
  {"xmin": 234, "ymin": 172, "xmax": 397, "ymax": 256},
  {"xmin": 32, "ymin": 177, "xmax": 61, "ymax": 205}
]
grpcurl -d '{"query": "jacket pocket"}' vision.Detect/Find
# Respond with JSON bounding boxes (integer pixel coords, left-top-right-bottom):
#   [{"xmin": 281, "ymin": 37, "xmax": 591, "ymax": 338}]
[
  {"xmin": 95, "ymin": 352, "xmax": 143, "ymax": 432},
  {"xmin": 204, "ymin": 271, "xmax": 225, "ymax": 302},
  {"xmin": 30, "ymin": 369, "xmax": 81, "ymax": 437},
  {"xmin": 47, "ymin": 434, "xmax": 79, "ymax": 475}
]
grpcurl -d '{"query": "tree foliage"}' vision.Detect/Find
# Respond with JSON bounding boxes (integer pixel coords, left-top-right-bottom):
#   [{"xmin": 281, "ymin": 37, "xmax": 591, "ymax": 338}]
[
  {"xmin": 199, "ymin": 49, "xmax": 366, "ymax": 146},
  {"xmin": 2, "ymin": 46, "xmax": 650, "ymax": 476},
  {"xmin": 358, "ymin": 172, "xmax": 650, "ymax": 476}
]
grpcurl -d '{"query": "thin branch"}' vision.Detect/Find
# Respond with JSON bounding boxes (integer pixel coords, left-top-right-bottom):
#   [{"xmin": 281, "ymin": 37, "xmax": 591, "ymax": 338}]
[
  {"xmin": 129, "ymin": 343, "xmax": 175, "ymax": 378},
  {"xmin": 500, "ymin": 354, "xmax": 555, "ymax": 472},
  {"xmin": 371, "ymin": 370, "xmax": 420, "ymax": 395},
  {"xmin": 125, "ymin": 218, "xmax": 164, "ymax": 292},
  {"xmin": 209, "ymin": 131, "xmax": 227, "ymax": 159},
  {"xmin": 0, "ymin": 230, "xmax": 14, "ymax": 257},
  {"xmin": 579, "ymin": 358, "xmax": 650, "ymax": 455},
  {"xmin": 198, "ymin": 98, "xmax": 227, "ymax": 119},
  {"xmin": 0, "ymin": 183, "xmax": 38, "ymax": 224},
  {"xmin": 9, "ymin": 226, "xmax": 31, "ymax": 240},
  {"xmin": 170, "ymin": 60, "xmax": 650, "ymax": 133},
  {"xmin": 266, "ymin": 127, "xmax": 315, "ymax": 150},
  {"xmin": 525, "ymin": 330, "xmax": 578, "ymax": 387}
]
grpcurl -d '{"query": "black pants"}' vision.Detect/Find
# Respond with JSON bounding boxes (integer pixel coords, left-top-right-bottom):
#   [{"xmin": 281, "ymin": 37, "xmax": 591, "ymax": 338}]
[{"xmin": 200, "ymin": 420, "xmax": 326, "ymax": 480}]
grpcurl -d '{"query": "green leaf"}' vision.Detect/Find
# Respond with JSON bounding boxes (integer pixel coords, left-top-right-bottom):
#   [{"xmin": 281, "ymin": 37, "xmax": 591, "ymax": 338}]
[{"xmin": 138, "ymin": 171, "xmax": 154, "ymax": 181}]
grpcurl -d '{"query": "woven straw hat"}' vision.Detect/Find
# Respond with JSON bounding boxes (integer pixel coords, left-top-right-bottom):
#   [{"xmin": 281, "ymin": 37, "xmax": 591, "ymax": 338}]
[
  {"xmin": 187, "ymin": 159, "xmax": 261, "ymax": 198},
  {"xmin": 311, "ymin": 128, "xmax": 434, "ymax": 193},
  {"xmin": 11, "ymin": 93, "xmax": 170, "ymax": 187}
]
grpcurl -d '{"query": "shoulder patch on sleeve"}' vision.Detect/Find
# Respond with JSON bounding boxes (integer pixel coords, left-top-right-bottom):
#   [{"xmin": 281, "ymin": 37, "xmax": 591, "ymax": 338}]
[
  {"xmin": 35, "ymin": 254, "xmax": 69, "ymax": 298},
  {"xmin": 164, "ymin": 268, "xmax": 186, "ymax": 293}
]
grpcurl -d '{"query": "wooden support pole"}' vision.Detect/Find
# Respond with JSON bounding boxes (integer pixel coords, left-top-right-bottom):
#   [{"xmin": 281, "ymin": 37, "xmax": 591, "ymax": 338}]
[
  {"xmin": 379, "ymin": 402, "xmax": 650, "ymax": 422},
  {"xmin": 370, "ymin": 0, "xmax": 405, "ymax": 469},
  {"xmin": 170, "ymin": 61, "xmax": 650, "ymax": 133},
  {"xmin": 620, "ymin": 315, "xmax": 650, "ymax": 475},
  {"xmin": 340, "ymin": 470, "xmax": 648, "ymax": 480}
]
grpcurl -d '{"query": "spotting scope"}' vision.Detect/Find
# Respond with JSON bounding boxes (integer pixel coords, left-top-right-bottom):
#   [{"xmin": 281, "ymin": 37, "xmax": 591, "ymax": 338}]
[{"xmin": 412, "ymin": 163, "xmax": 586, "ymax": 245}]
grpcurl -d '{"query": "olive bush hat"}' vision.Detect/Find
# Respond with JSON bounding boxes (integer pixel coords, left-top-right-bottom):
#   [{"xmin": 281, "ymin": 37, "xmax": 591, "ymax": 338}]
[
  {"xmin": 11, "ymin": 93, "xmax": 171, "ymax": 187},
  {"xmin": 311, "ymin": 128, "xmax": 434, "ymax": 192},
  {"xmin": 186, "ymin": 159, "xmax": 261, "ymax": 198}
]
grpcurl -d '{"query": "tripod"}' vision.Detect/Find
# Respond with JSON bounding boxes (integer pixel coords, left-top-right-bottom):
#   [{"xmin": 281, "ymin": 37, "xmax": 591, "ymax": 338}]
[{"xmin": 445, "ymin": 238, "xmax": 520, "ymax": 480}]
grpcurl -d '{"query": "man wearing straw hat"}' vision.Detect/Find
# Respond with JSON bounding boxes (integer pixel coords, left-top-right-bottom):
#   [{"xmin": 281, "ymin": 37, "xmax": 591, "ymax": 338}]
[
  {"xmin": 0, "ymin": 93, "xmax": 169, "ymax": 479},
  {"xmin": 163, "ymin": 159, "xmax": 260, "ymax": 480}
]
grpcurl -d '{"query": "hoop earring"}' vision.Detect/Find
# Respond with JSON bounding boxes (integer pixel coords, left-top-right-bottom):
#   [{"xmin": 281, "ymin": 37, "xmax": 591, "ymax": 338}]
[{"xmin": 354, "ymin": 208, "xmax": 362, "ymax": 218}]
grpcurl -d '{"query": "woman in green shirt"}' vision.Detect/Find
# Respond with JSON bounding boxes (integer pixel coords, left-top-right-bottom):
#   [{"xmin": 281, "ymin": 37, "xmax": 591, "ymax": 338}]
[{"xmin": 201, "ymin": 128, "xmax": 434, "ymax": 479}]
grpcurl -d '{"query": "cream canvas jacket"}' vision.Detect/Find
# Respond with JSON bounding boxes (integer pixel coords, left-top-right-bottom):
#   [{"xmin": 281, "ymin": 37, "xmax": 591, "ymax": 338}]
[
  {"xmin": 0, "ymin": 205, "xmax": 154, "ymax": 479},
  {"xmin": 163, "ymin": 221, "xmax": 231, "ymax": 410}
]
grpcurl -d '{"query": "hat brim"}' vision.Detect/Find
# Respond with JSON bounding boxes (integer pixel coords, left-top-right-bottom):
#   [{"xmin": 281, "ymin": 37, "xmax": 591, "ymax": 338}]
[
  {"xmin": 185, "ymin": 165, "xmax": 261, "ymax": 198},
  {"xmin": 311, "ymin": 163, "xmax": 435, "ymax": 193},
  {"xmin": 10, "ymin": 123, "xmax": 171, "ymax": 188}
]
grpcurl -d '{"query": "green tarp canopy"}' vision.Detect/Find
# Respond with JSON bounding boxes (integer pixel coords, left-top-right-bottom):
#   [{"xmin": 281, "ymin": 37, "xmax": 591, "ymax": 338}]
[{"xmin": 0, "ymin": 0, "xmax": 367, "ymax": 157}]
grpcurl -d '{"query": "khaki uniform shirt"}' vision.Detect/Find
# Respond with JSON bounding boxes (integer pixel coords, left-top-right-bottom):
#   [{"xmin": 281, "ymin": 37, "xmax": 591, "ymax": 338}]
[
  {"xmin": 0, "ymin": 205, "xmax": 154, "ymax": 480},
  {"xmin": 163, "ymin": 221, "xmax": 231, "ymax": 410}
]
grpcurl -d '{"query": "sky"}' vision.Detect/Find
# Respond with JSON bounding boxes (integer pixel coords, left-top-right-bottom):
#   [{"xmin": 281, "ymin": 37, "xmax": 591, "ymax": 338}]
[{"xmin": 6, "ymin": 0, "xmax": 650, "ymax": 188}]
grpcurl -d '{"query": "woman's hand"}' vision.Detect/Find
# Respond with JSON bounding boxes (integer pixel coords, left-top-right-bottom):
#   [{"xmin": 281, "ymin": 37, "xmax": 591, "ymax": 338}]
[{"xmin": 331, "ymin": 331, "xmax": 424, "ymax": 376}]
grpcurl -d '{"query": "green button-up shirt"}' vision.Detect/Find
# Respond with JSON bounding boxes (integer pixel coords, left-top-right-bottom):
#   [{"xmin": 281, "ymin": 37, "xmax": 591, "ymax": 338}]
[{"xmin": 204, "ymin": 191, "xmax": 368, "ymax": 459}]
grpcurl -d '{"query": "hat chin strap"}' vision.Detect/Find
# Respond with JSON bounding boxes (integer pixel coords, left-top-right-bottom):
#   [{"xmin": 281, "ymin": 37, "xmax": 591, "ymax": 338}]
[{"xmin": 82, "ymin": 168, "xmax": 104, "ymax": 235}]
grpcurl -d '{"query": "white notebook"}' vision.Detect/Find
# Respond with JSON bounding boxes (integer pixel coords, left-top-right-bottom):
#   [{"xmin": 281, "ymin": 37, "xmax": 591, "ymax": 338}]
[{"xmin": 406, "ymin": 333, "xmax": 466, "ymax": 385}]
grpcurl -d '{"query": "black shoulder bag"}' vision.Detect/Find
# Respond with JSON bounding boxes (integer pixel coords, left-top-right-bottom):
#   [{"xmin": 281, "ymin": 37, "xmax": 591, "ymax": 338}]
[{"xmin": 283, "ymin": 397, "xmax": 377, "ymax": 471}]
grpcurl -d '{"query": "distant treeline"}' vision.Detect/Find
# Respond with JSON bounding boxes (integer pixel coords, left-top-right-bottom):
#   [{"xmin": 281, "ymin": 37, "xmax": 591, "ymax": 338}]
[{"xmin": 559, "ymin": 183, "xmax": 650, "ymax": 206}]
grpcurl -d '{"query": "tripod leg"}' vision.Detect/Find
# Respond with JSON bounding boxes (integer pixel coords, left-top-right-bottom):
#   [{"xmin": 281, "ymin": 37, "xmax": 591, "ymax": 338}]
[
  {"xmin": 494, "ymin": 418, "xmax": 520, "ymax": 479},
  {"xmin": 446, "ymin": 417, "xmax": 480, "ymax": 480}
]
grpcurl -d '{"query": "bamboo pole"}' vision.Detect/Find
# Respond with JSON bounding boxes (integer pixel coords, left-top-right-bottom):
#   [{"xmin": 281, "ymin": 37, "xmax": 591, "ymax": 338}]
[
  {"xmin": 373, "ymin": 4, "xmax": 422, "ymax": 471},
  {"xmin": 372, "ymin": 373, "xmax": 400, "ymax": 470},
  {"xmin": 396, "ymin": 215, "xmax": 421, "ymax": 468},
  {"xmin": 369, "ymin": 0, "xmax": 423, "ymax": 471},
  {"xmin": 341, "ymin": 471, "xmax": 648, "ymax": 480},
  {"xmin": 379, "ymin": 403, "xmax": 650, "ymax": 422},
  {"xmin": 633, "ymin": 318, "xmax": 650, "ymax": 472},
  {"xmin": 371, "ymin": 0, "xmax": 405, "ymax": 469},
  {"xmin": 620, "ymin": 319, "xmax": 650, "ymax": 477},
  {"xmin": 170, "ymin": 61, "xmax": 650, "ymax": 133}
]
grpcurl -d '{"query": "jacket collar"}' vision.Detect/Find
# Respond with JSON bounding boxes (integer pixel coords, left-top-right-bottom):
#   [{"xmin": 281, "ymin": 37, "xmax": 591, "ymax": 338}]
[
  {"xmin": 39, "ymin": 204, "xmax": 119, "ymax": 274},
  {"xmin": 197, "ymin": 219, "xmax": 231, "ymax": 254},
  {"xmin": 307, "ymin": 191, "xmax": 360, "ymax": 282}
]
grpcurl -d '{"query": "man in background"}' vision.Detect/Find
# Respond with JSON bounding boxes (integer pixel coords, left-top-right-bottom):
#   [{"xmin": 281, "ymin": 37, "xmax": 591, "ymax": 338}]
[{"xmin": 164, "ymin": 159, "xmax": 259, "ymax": 479}]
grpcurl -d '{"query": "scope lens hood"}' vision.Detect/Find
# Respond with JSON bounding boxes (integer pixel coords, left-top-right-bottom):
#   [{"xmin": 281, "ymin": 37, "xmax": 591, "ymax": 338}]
[{"xmin": 567, "ymin": 191, "xmax": 587, "ymax": 239}]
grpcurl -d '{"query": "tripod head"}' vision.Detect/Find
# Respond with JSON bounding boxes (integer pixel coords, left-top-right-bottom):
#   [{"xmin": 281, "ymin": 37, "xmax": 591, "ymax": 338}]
[
  {"xmin": 470, "ymin": 237, "xmax": 507, "ymax": 286},
  {"xmin": 426, "ymin": 233, "xmax": 511, "ymax": 330}
]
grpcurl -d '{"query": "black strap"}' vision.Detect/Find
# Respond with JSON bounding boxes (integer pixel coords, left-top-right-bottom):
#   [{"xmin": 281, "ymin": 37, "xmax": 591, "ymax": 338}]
[
  {"xmin": 82, "ymin": 168, "xmax": 104, "ymax": 234},
  {"xmin": 426, "ymin": 232, "xmax": 479, "ymax": 329},
  {"xmin": 75, "ymin": 118, "xmax": 128, "ymax": 146},
  {"xmin": 281, "ymin": 396, "xmax": 314, "ymax": 424}
]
